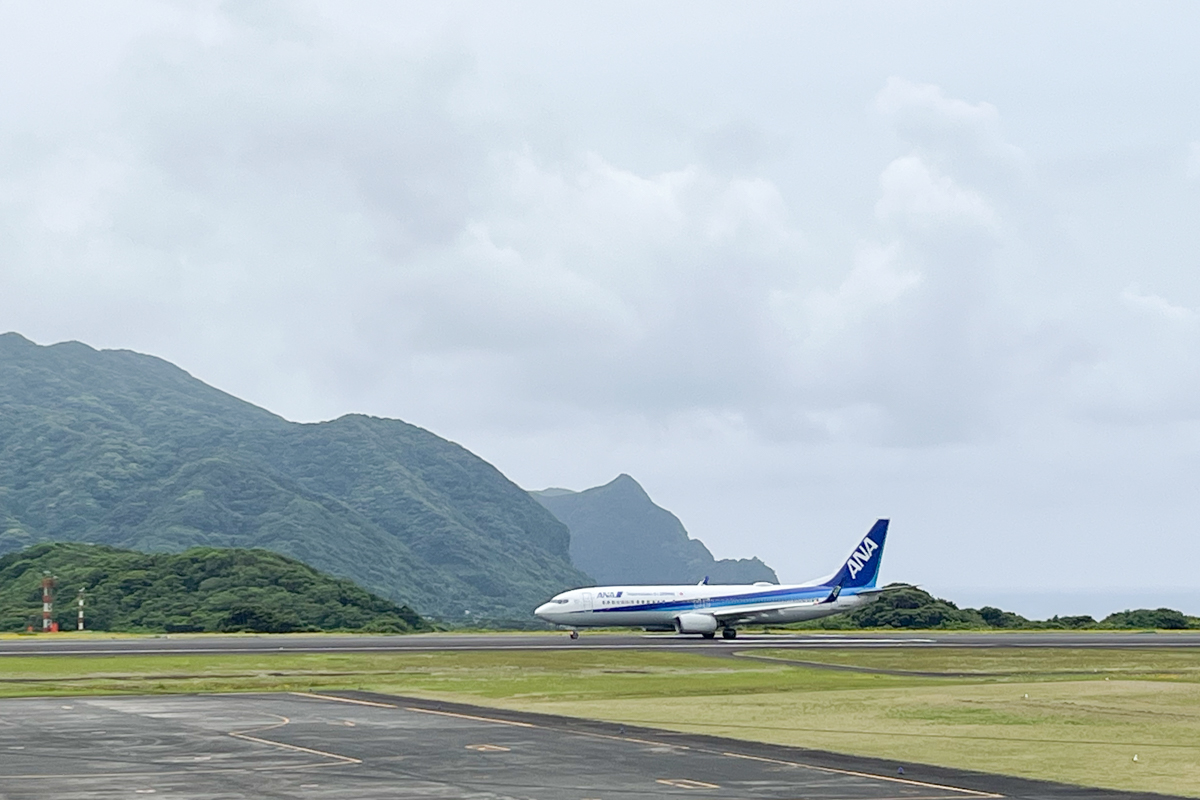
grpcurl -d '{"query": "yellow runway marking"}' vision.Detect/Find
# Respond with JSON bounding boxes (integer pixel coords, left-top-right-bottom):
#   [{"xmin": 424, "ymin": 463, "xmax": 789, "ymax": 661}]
[
  {"xmin": 832, "ymin": 796, "xmax": 1003, "ymax": 800},
  {"xmin": 228, "ymin": 731, "xmax": 362, "ymax": 764},
  {"xmin": 400, "ymin": 703, "xmax": 994, "ymax": 797},
  {"xmin": 720, "ymin": 752, "xmax": 1002, "ymax": 797},
  {"xmin": 279, "ymin": 695, "xmax": 999, "ymax": 797},
  {"xmin": 228, "ymin": 713, "xmax": 362, "ymax": 765},
  {"xmin": 404, "ymin": 706, "xmax": 536, "ymax": 728},
  {"xmin": 289, "ymin": 692, "xmax": 397, "ymax": 708},
  {"xmin": 623, "ymin": 735, "xmax": 684, "ymax": 747}
]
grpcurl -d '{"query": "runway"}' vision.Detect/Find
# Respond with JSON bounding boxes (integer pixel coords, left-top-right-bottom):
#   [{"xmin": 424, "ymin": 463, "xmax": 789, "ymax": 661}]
[
  {"xmin": 0, "ymin": 691, "xmax": 1177, "ymax": 800},
  {"xmin": 1, "ymin": 630, "xmax": 1198, "ymax": 657}
]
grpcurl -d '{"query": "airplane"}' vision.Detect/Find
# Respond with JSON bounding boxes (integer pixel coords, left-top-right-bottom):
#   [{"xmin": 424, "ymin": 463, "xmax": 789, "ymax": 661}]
[{"xmin": 534, "ymin": 519, "xmax": 894, "ymax": 639}]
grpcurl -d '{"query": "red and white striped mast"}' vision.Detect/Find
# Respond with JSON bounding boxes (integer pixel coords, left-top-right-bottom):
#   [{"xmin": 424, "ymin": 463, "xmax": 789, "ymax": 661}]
[{"xmin": 41, "ymin": 573, "xmax": 55, "ymax": 632}]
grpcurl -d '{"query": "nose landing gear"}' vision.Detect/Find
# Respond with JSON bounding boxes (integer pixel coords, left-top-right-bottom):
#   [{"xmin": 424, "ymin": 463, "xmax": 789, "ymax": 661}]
[{"xmin": 569, "ymin": 630, "xmax": 579, "ymax": 640}]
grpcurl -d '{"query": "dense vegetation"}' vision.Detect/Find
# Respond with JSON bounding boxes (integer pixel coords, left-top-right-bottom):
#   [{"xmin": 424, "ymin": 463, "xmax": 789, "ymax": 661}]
[
  {"xmin": 0, "ymin": 542, "xmax": 430, "ymax": 633},
  {"xmin": 796, "ymin": 585, "xmax": 1200, "ymax": 630},
  {"xmin": 531, "ymin": 474, "xmax": 777, "ymax": 585},
  {"xmin": 0, "ymin": 333, "xmax": 590, "ymax": 622}
]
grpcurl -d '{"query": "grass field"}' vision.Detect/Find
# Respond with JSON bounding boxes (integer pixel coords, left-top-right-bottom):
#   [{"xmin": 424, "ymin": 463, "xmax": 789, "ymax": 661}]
[
  {"xmin": 0, "ymin": 642, "xmax": 1196, "ymax": 796},
  {"xmin": 749, "ymin": 645, "xmax": 1200, "ymax": 679}
]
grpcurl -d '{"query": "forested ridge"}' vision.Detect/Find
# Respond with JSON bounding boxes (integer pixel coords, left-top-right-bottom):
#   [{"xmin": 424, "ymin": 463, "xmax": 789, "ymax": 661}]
[
  {"xmin": 797, "ymin": 585, "xmax": 1200, "ymax": 630},
  {"xmin": 0, "ymin": 542, "xmax": 430, "ymax": 633}
]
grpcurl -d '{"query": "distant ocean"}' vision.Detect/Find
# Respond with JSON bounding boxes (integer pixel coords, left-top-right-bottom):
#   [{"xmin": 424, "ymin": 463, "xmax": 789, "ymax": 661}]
[{"xmin": 933, "ymin": 588, "xmax": 1200, "ymax": 620}]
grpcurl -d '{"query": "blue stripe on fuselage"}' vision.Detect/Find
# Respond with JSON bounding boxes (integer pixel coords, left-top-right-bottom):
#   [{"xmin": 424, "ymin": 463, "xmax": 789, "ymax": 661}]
[{"xmin": 590, "ymin": 584, "xmax": 856, "ymax": 615}]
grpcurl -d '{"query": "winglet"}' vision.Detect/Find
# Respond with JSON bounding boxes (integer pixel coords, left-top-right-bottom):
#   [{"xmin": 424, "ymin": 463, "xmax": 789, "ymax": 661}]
[{"xmin": 827, "ymin": 519, "xmax": 889, "ymax": 590}]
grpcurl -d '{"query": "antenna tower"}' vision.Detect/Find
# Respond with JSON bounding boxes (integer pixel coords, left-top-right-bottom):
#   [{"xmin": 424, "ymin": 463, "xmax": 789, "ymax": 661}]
[{"xmin": 41, "ymin": 573, "xmax": 56, "ymax": 632}]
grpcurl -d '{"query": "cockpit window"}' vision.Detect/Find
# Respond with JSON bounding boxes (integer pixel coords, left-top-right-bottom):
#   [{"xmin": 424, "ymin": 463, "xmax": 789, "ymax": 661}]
[{"xmin": 552, "ymin": 598, "xmax": 570, "ymax": 604}]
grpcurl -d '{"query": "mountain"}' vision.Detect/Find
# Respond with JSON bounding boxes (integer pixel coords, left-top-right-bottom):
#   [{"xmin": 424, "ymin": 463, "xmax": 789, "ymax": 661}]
[
  {"xmin": 0, "ymin": 542, "xmax": 431, "ymax": 633},
  {"xmin": 530, "ymin": 474, "xmax": 778, "ymax": 585},
  {"xmin": 0, "ymin": 333, "xmax": 590, "ymax": 622}
]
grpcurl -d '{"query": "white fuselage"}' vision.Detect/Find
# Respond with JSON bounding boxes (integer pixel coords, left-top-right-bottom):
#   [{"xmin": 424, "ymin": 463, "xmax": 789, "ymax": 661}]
[{"xmin": 534, "ymin": 581, "xmax": 872, "ymax": 630}]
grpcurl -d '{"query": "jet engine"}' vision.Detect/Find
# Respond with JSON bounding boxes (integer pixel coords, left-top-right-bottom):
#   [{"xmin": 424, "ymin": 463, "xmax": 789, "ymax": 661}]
[{"xmin": 673, "ymin": 612, "xmax": 718, "ymax": 634}]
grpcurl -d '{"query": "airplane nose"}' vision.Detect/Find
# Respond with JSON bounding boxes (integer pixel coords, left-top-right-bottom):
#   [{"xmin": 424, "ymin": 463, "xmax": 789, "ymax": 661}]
[{"xmin": 534, "ymin": 602, "xmax": 553, "ymax": 618}]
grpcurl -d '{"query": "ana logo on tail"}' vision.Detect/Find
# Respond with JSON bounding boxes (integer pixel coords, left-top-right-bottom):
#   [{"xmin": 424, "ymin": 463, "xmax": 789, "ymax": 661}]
[{"xmin": 845, "ymin": 537, "xmax": 878, "ymax": 579}]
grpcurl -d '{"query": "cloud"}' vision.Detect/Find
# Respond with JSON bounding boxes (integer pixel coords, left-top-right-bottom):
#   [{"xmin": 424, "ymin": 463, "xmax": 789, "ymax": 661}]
[
  {"xmin": 757, "ymin": 79, "xmax": 1023, "ymax": 445},
  {"xmin": 1064, "ymin": 287, "xmax": 1200, "ymax": 422},
  {"xmin": 4, "ymin": 6, "xmax": 1200, "ymax": 594},
  {"xmin": 412, "ymin": 151, "xmax": 800, "ymax": 419},
  {"xmin": 0, "ymin": 6, "xmax": 505, "ymax": 410},
  {"xmin": 4, "ymin": 11, "xmax": 1192, "ymax": 451},
  {"xmin": 0, "ymin": 1, "xmax": 806, "ymax": 428},
  {"xmin": 875, "ymin": 155, "xmax": 997, "ymax": 232},
  {"xmin": 875, "ymin": 76, "xmax": 1026, "ymax": 171},
  {"xmin": 875, "ymin": 76, "xmax": 1002, "ymax": 132},
  {"xmin": 0, "ymin": 26, "xmax": 1048, "ymax": 447},
  {"xmin": 1121, "ymin": 286, "xmax": 1197, "ymax": 324}
]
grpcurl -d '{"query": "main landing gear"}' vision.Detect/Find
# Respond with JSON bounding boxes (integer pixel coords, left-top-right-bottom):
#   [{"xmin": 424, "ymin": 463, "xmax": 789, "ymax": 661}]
[{"xmin": 701, "ymin": 628, "xmax": 738, "ymax": 640}]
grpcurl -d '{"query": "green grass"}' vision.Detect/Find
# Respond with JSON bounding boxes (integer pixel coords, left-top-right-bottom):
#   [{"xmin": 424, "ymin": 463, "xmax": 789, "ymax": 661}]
[
  {"xmin": 747, "ymin": 646, "xmax": 1200, "ymax": 680},
  {"xmin": 0, "ymin": 648, "xmax": 921, "ymax": 699},
  {"xmin": 523, "ymin": 678, "xmax": 1200, "ymax": 797},
  {"xmin": 0, "ymin": 644, "xmax": 1197, "ymax": 797}
]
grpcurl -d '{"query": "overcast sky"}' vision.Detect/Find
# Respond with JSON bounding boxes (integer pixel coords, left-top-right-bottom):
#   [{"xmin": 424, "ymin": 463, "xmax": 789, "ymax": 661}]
[{"xmin": 2, "ymin": 2, "xmax": 1198, "ymax": 615}]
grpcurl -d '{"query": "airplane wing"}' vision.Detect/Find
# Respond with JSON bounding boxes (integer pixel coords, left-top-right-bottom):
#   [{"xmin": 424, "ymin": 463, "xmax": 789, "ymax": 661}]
[
  {"xmin": 709, "ymin": 595, "xmax": 832, "ymax": 624},
  {"xmin": 710, "ymin": 583, "xmax": 915, "ymax": 625}
]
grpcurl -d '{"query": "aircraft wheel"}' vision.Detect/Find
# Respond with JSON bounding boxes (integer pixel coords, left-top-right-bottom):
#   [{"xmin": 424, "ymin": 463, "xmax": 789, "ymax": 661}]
[
  {"xmin": 701, "ymin": 632, "xmax": 716, "ymax": 639},
  {"xmin": 569, "ymin": 630, "xmax": 579, "ymax": 640},
  {"xmin": 722, "ymin": 628, "xmax": 737, "ymax": 640}
]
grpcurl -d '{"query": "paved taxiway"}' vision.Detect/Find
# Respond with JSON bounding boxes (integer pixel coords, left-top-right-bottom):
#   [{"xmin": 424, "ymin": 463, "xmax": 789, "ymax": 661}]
[
  {"xmin": 2, "ymin": 630, "xmax": 1198, "ymax": 658},
  {"xmin": 0, "ymin": 691, "xmax": 1177, "ymax": 800}
]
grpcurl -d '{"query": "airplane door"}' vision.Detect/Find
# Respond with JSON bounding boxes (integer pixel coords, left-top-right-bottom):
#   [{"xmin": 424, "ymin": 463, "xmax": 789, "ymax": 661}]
[{"xmin": 582, "ymin": 592, "xmax": 593, "ymax": 611}]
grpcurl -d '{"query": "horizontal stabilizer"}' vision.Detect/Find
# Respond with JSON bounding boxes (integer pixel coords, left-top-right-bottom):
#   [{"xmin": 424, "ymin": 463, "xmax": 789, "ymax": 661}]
[{"xmin": 854, "ymin": 582, "xmax": 914, "ymax": 598}]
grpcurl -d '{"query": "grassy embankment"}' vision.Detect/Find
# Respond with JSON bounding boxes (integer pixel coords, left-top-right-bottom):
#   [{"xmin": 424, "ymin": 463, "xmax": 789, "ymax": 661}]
[{"xmin": 0, "ymin": 640, "xmax": 1197, "ymax": 796}]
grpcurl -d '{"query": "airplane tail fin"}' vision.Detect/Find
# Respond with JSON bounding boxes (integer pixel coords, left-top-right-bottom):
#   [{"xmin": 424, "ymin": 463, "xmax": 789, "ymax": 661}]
[{"xmin": 827, "ymin": 519, "xmax": 889, "ymax": 590}]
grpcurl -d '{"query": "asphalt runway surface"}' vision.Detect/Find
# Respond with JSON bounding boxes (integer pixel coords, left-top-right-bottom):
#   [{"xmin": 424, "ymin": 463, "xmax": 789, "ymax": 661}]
[
  {"xmin": 2, "ymin": 630, "xmax": 1199, "ymax": 658},
  {"xmin": 0, "ymin": 691, "xmax": 1180, "ymax": 800}
]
